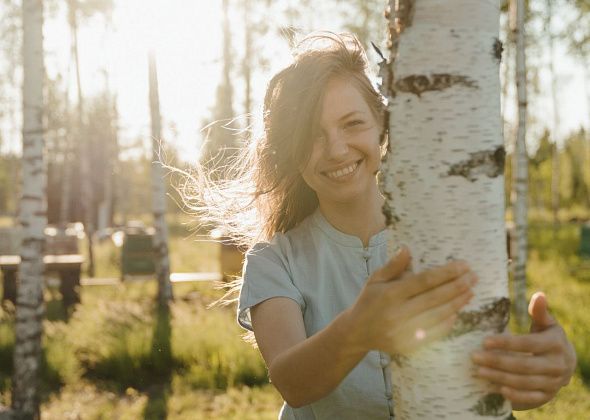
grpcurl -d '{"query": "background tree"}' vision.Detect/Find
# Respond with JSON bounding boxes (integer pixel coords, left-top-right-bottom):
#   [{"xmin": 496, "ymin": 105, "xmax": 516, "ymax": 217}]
[
  {"xmin": 66, "ymin": 0, "xmax": 113, "ymax": 276},
  {"xmin": 199, "ymin": 0, "xmax": 239, "ymax": 177},
  {"xmin": 340, "ymin": 0, "xmax": 384, "ymax": 51},
  {"xmin": 148, "ymin": 50, "xmax": 173, "ymax": 307},
  {"xmin": 12, "ymin": 0, "xmax": 46, "ymax": 417},
  {"xmin": 544, "ymin": 0, "xmax": 561, "ymax": 232},
  {"xmin": 510, "ymin": 0, "xmax": 529, "ymax": 328},
  {"xmin": 381, "ymin": 0, "xmax": 511, "ymax": 417}
]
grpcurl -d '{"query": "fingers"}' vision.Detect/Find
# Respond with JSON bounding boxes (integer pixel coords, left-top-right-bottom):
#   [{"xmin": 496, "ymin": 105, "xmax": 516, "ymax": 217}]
[
  {"xmin": 528, "ymin": 291, "xmax": 557, "ymax": 332},
  {"xmin": 498, "ymin": 386, "xmax": 553, "ymax": 409},
  {"xmin": 396, "ymin": 312, "xmax": 458, "ymax": 354},
  {"xmin": 368, "ymin": 246, "xmax": 411, "ymax": 284},
  {"xmin": 400, "ymin": 287, "xmax": 473, "ymax": 332},
  {"xmin": 483, "ymin": 329, "xmax": 564, "ymax": 354},
  {"xmin": 471, "ymin": 350, "xmax": 567, "ymax": 376},
  {"xmin": 401, "ymin": 271, "xmax": 477, "ymax": 317},
  {"xmin": 474, "ymin": 366, "xmax": 562, "ymax": 394},
  {"xmin": 397, "ymin": 260, "xmax": 471, "ymax": 299}
]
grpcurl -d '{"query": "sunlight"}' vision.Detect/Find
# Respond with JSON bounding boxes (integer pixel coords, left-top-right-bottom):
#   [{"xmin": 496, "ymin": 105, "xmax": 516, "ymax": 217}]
[{"xmin": 109, "ymin": 0, "xmax": 222, "ymax": 159}]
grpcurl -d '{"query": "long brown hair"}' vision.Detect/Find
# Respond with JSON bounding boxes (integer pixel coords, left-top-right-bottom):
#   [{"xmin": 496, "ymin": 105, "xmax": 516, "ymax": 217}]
[{"xmin": 177, "ymin": 32, "xmax": 385, "ymax": 249}]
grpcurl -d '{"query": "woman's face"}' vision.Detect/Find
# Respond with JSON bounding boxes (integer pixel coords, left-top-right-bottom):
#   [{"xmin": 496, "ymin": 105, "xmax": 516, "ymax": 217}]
[{"xmin": 300, "ymin": 76, "xmax": 382, "ymax": 208}]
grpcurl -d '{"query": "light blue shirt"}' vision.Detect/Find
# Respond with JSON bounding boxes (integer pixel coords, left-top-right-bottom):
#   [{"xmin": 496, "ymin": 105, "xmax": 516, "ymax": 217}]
[{"xmin": 238, "ymin": 209, "xmax": 394, "ymax": 419}]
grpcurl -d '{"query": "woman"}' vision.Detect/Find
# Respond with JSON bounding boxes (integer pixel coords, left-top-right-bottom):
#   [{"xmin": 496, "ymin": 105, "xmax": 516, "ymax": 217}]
[{"xmin": 193, "ymin": 33, "xmax": 576, "ymax": 419}]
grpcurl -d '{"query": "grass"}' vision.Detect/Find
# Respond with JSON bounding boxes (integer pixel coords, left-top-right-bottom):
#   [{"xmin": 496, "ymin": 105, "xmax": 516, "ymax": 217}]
[
  {"xmin": 0, "ymin": 280, "xmax": 281, "ymax": 418},
  {"xmin": 0, "ymin": 215, "xmax": 588, "ymax": 418},
  {"xmin": 516, "ymin": 221, "xmax": 590, "ymax": 419}
]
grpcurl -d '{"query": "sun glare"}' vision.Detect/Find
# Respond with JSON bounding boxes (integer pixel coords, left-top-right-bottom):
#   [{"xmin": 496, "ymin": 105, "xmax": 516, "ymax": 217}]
[{"xmin": 109, "ymin": 0, "xmax": 222, "ymax": 159}]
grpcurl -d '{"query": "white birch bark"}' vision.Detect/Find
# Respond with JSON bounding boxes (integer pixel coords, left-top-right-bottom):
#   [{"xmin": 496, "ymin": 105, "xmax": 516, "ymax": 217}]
[
  {"xmin": 511, "ymin": 0, "xmax": 529, "ymax": 328},
  {"xmin": 148, "ymin": 51, "xmax": 173, "ymax": 306},
  {"xmin": 380, "ymin": 1, "xmax": 511, "ymax": 418},
  {"xmin": 12, "ymin": 0, "xmax": 46, "ymax": 417}
]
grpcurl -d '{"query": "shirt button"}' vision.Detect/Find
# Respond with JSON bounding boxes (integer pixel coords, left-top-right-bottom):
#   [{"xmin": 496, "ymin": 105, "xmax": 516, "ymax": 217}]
[{"xmin": 362, "ymin": 250, "xmax": 370, "ymax": 259}]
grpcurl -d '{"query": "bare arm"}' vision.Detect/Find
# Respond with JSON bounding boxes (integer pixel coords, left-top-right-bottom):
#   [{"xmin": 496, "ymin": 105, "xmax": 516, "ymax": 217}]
[
  {"xmin": 251, "ymin": 298, "xmax": 366, "ymax": 408},
  {"xmin": 251, "ymin": 247, "xmax": 477, "ymax": 408}
]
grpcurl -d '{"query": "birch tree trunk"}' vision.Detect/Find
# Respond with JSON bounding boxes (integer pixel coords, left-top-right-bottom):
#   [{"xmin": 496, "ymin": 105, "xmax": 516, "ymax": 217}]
[
  {"xmin": 68, "ymin": 0, "xmax": 95, "ymax": 276},
  {"xmin": 511, "ymin": 0, "xmax": 529, "ymax": 328},
  {"xmin": 243, "ymin": 0, "xmax": 252, "ymax": 129},
  {"xmin": 148, "ymin": 51, "xmax": 173, "ymax": 307},
  {"xmin": 59, "ymin": 17, "xmax": 77, "ymax": 226},
  {"xmin": 380, "ymin": 1, "xmax": 511, "ymax": 417},
  {"xmin": 12, "ymin": 0, "xmax": 46, "ymax": 417},
  {"xmin": 546, "ymin": 0, "xmax": 560, "ymax": 233}
]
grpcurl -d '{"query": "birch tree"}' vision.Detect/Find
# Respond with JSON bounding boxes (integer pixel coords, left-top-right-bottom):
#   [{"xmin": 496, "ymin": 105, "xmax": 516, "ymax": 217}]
[
  {"xmin": 148, "ymin": 51, "xmax": 173, "ymax": 307},
  {"xmin": 380, "ymin": 1, "xmax": 511, "ymax": 417},
  {"xmin": 12, "ymin": 0, "xmax": 46, "ymax": 417},
  {"xmin": 66, "ymin": 0, "xmax": 113, "ymax": 272},
  {"xmin": 510, "ymin": 0, "xmax": 529, "ymax": 328},
  {"xmin": 200, "ymin": 0, "xmax": 238, "ymax": 175},
  {"xmin": 545, "ymin": 0, "xmax": 560, "ymax": 232}
]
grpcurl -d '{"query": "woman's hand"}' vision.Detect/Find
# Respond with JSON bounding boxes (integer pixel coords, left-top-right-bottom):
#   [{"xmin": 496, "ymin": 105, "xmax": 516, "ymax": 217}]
[
  {"xmin": 471, "ymin": 292, "xmax": 577, "ymax": 410},
  {"xmin": 343, "ymin": 246, "xmax": 477, "ymax": 355}
]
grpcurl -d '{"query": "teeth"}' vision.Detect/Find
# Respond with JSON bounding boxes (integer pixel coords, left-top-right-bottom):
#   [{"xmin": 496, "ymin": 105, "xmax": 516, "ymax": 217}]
[{"xmin": 326, "ymin": 162, "xmax": 359, "ymax": 179}]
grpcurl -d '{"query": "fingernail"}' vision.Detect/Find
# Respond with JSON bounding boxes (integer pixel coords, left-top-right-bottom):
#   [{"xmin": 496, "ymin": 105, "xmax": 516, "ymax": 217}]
[{"xmin": 470, "ymin": 274, "xmax": 478, "ymax": 286}]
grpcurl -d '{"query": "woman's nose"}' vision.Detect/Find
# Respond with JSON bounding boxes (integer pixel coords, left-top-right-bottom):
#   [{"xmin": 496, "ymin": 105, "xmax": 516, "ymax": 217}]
[{"xmin": 324, "ymin": 131, "xmax": 349, "ymax": 159}]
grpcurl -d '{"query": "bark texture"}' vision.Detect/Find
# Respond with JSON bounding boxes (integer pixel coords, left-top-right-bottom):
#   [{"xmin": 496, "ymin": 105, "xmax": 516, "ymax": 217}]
[
  {"xmin": 148, "ymin": 51, "xmax": 173, "ymax": 307},
  {"xmin": 511, "ymin": 0, "xmax": 529, "ymax": 328},
  {"xmin": 12, "ymin": 0, "xmax": 46, "ymax": 417},
  {"xmin": 381, "ymin": 1, "xmax": 511, "ymax": 418}
]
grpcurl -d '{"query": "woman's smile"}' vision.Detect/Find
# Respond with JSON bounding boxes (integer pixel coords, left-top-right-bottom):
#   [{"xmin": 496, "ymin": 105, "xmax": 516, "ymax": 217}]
[{"xmin": 323, "ymin": 159, "xmax": 362, "ymax": 181}]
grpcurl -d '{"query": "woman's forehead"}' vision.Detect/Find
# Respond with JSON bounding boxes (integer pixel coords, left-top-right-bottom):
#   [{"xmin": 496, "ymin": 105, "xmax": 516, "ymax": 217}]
[{"xmin": 319, "ymin": 78, "xmax": 372, "ymax": 123}]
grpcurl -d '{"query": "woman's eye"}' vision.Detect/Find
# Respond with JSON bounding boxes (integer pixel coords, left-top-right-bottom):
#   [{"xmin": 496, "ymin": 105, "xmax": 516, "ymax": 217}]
[{"xmin": 345, "ymin": 120, "xmax": 364, "ymax": 128}]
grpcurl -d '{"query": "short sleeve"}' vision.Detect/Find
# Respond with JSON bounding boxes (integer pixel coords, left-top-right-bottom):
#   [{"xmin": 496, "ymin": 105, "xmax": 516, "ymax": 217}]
[{"xmin": 237, "ymin": 241, "xmax": 305, "ymax": 331}]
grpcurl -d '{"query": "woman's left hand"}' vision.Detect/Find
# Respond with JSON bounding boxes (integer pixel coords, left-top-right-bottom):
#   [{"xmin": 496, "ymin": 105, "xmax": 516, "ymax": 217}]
[{"xmin": 471, "ymin": 291, "xmax": 577, "ymax": 410}]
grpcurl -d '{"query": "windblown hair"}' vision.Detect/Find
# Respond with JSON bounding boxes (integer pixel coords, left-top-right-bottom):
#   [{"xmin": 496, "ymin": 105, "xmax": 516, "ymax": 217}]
[{"xmin": 177, "ymin": 32, "xmax": 385, "ymax": 251}]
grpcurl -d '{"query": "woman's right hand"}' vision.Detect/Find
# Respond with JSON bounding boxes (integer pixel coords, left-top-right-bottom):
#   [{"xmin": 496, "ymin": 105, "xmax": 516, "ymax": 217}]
[{"xmin": 343, "ymin": 246, "xmax": 477, "ymax": 356}]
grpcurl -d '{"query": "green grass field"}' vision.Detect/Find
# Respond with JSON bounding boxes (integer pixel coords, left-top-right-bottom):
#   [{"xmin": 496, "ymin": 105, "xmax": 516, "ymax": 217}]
[{"xmin": 0, "ymin": 218, "xmax": 588, "ymax": 419}]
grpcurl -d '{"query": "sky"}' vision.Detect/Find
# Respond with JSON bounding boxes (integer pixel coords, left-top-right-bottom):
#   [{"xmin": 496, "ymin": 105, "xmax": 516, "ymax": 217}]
[{"xmin": 1, "ymin": 0, "xmax": 589, "ymax": 160}]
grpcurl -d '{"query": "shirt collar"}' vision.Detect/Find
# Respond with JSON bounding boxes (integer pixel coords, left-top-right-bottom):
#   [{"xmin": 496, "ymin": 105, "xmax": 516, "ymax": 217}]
[{"xmin": 310, "ymin": 208, "xmax": 388, "ymax": 248}]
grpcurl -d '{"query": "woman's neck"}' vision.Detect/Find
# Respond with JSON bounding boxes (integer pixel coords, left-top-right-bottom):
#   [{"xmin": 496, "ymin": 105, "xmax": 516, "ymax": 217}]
[{"xmin": 318, "ymin": 193, "xmax": 386, "ymax": 247}]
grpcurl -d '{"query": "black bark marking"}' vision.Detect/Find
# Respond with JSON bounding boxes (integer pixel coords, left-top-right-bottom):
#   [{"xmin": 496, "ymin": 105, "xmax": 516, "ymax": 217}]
[
  {"xmin": 397, "ymin": 0, "xmax": 416, "ymax": 30},
  {"xmin": 445, "ymin": 146, "xmax": 506, "ymax": 182},
  {"xmin": 21, "ymin": 195, "xmax": 42, "ymax": 202},
  {"xmin": 390, "ymin": 353, "xmax": 409, "ymax": 368},
  {"xmin": 470, "ymin": 393, "xmax": 509, "ymax": 416},
  {"xmin": 448, "ymin": 297, "xmax": 511, "ymax": 339},
  {"xmin": 395, "ymin": 74, "xmax": 478, "ymax": 97},
  {"xmin": 493, "ymin": 38, "xmax": 504, "ymax": 63},
  {"xmin": 373, "ymin": 42, "xmax": 392, "ymax": 144}
]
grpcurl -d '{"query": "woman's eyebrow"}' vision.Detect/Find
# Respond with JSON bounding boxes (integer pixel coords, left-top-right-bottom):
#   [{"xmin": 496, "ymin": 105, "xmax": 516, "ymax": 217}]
[{"xmin": 337, "ymin": 111, "xmax": 365, "ymax": 121}]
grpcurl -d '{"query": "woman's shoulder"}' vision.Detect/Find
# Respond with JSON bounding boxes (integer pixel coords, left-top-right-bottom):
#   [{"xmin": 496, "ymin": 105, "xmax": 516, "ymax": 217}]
[{"xmin": 247, "ymin": 212, "xmax": 319, "ymax": 261}]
